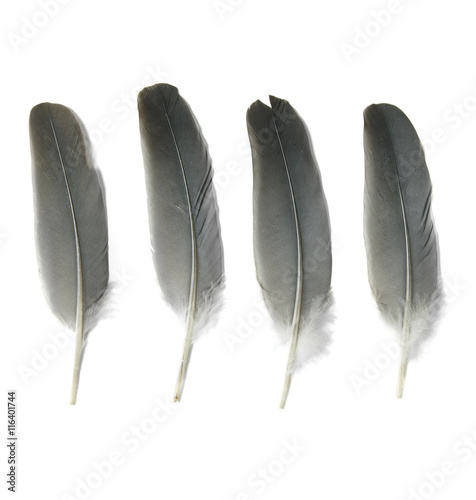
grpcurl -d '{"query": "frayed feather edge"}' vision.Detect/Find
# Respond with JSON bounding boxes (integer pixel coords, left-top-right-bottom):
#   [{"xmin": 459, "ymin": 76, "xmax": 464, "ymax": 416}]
[
  {"xmin": 165, "ymin": 278, "xmax": 225, "ymax": 343},
  {"xmin": 192, "ymin": 278, "xmax": 226, "ymax": 342},
  {"xmin": 404, "ymin": 284, "xmax": 444, "ymax": 360},
  {"xmin": 378, "ymin": 283, "xmax": 444, "ymax": 360},
  {"xmin": 276, "ymin": 291, "xmax": 335, "ymax": 373},
  {"xmin": 81, "ymin": 285, "xmax": 112, "ymax": 348}
]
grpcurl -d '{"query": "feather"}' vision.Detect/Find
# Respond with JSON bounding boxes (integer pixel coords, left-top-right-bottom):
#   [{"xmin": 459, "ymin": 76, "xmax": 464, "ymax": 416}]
[
  {"xmin": 246, "ymin": 96, "xmax": 333, "ymax": 408},
  {"xmin": 29, "ymin": 103, "xmax": 109, "ymax": 404},
  {"xmin": 137, "ymin": 83, "xmax": 225, "ymax": 402},
  {"xmin": 363, "ymin": 103, "xmax": 442, "ymax": 398}
]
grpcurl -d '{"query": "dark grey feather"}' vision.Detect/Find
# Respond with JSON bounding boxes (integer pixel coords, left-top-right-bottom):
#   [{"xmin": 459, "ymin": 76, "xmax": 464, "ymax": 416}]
[
  {"xmin": 247, "ymin": 96, "xmax": 333, "ymax": 408},
  {"xmin": 363, "ymin": 103, "xmax": 442, "ymax": 397},
  {"xmin": 29, "ymin": 102, "xmax": 108, "ymax": 404},
  {"xmin": 138, "ymin": 83, "xmax": 224, "ymax": 401}
]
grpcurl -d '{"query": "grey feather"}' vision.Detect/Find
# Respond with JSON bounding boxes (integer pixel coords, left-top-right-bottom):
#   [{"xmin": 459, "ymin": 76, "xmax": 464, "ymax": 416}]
[
  {"xmin": 138, "ymin": 83, "xmax": 224, "ymax": 402},
  {"xmin": 29, "ymin": 102, "xmax": 108, "ymax": 404},
  {"xmin": 247, "ymin": 96, "xmax": 333, "ymax": 408},
  {"xmin": 363, "ymin": 103, "xmax": 442, "ymax": 397}
]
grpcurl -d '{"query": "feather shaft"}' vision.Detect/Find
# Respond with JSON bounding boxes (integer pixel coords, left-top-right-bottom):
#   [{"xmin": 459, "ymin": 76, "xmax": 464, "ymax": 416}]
[
  {"xmin": 396, "ymin": 175, "xmax": 413, "ymax": 398},
  {"xmin": 272, "ymin": 113, "xmax": 304, "ymax": 409},
  {"xmin": 48, "ymin": 115, "xmax": 85, "ymax": 404},
  {"xmin": 247, "ymin": 96, "xmax": 333, "ymax": 408},
  {"xmin": 138, "ymin": 84, "xmax": 224, "ymax": 401},
  {"xmin": 363, "ymin": 103, "xmax": 442, "ymax": 397},
  {"xmin": 30, "ymin": 103, "xmax": 108, "ymax": 404},
  {"xmin": 161, "ymin": 97, "xmax": 199, "ymax": 402}
]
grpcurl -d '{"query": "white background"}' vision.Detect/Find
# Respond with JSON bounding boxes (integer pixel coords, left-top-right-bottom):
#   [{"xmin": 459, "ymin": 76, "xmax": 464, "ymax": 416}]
[{"xmin": 2, "ymin": 0, "xmax": 476, "ymax": 499}]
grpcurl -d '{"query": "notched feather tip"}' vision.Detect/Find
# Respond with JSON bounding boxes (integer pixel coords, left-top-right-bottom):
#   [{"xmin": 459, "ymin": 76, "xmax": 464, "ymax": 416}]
[{"xmin": 247, "ymin": 95, "xmax": 334, "ymax": 408}]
